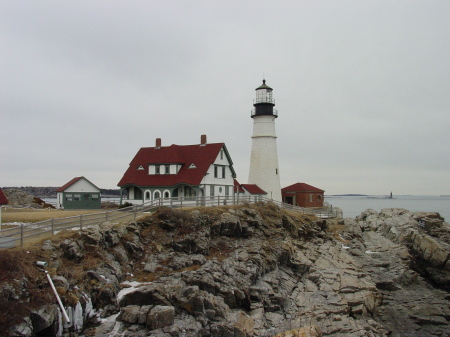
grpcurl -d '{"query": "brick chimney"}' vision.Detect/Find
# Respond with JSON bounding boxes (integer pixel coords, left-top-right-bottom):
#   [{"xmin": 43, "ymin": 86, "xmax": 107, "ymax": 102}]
[
  {"xmin": 200, "ymin": 135, "xmax": 207, "ymax": 146},
  {"xmin": 155, "ymin": 138, "xmax": 161, "ymax": 148}
]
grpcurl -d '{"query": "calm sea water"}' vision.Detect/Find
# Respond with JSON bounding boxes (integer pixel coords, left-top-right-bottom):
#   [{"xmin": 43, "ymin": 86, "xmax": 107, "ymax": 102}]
[
  {"xmin": 325, "ymin": 195, "xmax": 450, "ymax": 221},
  {"xmin": 43, "ymin": 196, "xmax": 450, "ymax": 222}
]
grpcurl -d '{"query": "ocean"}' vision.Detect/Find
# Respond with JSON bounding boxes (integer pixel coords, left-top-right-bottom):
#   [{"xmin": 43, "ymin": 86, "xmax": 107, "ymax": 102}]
[
  {"xmin": 43, "ymin": 195, "xmax": 450, "ymax": 222},
  {"xmin": 325, "ymin": 195, "xmax": 450, "ymax": 222}
]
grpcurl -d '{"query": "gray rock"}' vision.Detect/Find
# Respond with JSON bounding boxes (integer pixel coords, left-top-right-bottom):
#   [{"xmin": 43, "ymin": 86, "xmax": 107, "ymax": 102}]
[
  {"xmin": 9, "ymin": 317, "xmax": 33, "ymax": 337},
  {"xmin": 147, "ymin": 305, "xmax": 175, "ymax": 330},
  {"xmin": 29, "ymin": 305, "xmax": 59, "ymax": 335},
  {"xmin": 117, "ymin": 305, "xmax": 142, "ymax": 324}
]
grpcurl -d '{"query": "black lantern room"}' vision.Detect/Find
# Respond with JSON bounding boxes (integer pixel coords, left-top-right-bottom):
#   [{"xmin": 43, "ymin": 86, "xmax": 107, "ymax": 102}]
[{"xmin": 251, "ymin": 80, "xmax": 278, "ymax": 118}]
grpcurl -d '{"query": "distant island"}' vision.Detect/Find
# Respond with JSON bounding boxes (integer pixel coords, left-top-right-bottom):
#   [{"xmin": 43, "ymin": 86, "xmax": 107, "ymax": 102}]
[
  {"xmin": 0, "ymin": 186, "xmax": 120, "ymax": 198},
  {"xmin": 329, "ymin": 194, "xmax": 368, "ymax": 197}
]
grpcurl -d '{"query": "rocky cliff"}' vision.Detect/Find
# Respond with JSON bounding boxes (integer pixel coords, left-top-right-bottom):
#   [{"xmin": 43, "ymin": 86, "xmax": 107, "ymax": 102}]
[{"xmin": 1, "ymin": 203, "xmax": 449, "ymax": 337}]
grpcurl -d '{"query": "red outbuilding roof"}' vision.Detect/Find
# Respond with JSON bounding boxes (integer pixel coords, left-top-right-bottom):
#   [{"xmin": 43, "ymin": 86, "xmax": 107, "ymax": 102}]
[
  {"xmin": 0, "ymin": 188, "xmax": 9, "ymax": 205},
  {"xmin": 241, "ymin": 184, "xmax": 267, "ymax": 195},
  {"xmin": 233, "ymin": 179, "xmax": 266, "ymax": 195},
  {"xmin": 56, "ymin": 176, "xmax": 100, "ymax": 192},
  {"xmin": 282, "ymin": 183, "xmax": 324, "ymax": 193},
  {"xmin": 118, "ymin": 143, "xmax": 236, "ymax": 187}
]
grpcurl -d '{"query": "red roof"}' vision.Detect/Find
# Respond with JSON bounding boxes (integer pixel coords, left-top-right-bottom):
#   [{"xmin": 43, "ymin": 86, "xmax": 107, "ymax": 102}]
[
  {"xmin": 118, "ymin": 143, "xmax": 235, "ymax": 187},
  {"xmin": 282, "ymin": 183, "xmax": 324, "ymax": 193},
  {"xmin": 56, "ymin": 176, "xmax": 100, "ymax": 192},
  {"xmin": 241, "ymin": 184, "xmax": 267, "ymax": 195},
  {"xmin": 234, "ymin": 179, "xmax": 266, "ymax": 195},
  {"xmin": 0, "ymin": 188, "xmax": 8, "ymax": 205},
  {"xmin": 234, "ymin": 179, "xmax": 245, "ymax": 193}
]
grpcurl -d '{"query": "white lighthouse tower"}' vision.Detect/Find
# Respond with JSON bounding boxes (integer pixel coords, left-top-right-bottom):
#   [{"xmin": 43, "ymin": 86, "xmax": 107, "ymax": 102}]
[{"xmin": 248, "ymin": 80, "xmax": 282, "ymax": 201}]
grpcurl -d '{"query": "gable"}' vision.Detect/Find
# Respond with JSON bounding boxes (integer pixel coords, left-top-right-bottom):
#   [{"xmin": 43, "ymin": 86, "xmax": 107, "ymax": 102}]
[{"xmin": 57, "ymin": 177, "xmax": 101, "ymax": 193}]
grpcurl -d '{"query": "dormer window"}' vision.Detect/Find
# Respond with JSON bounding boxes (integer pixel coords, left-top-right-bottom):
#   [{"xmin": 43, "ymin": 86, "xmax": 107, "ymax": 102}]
[
  {"xmin": 149, "ymin": 163, "xmax": 180, "ymax": 175},
  {"xmin": 189, "ymin": 163, "xmax": 196, "ymax": 169},
  {"xmin": 137, "ymin": 165, "xmax": 144, "ymax": 170}
]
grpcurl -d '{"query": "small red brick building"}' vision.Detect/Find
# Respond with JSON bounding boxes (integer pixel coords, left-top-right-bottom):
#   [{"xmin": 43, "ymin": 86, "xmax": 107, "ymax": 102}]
[{"xmin": 282, "ymin": 183, "xmax": 324, "ymax": 208}]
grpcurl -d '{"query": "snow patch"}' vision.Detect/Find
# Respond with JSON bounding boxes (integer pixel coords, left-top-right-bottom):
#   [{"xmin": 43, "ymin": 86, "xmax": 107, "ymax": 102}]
[{"xmin": 116, "ymin": 281, "xmax": 153, "ymax": 303}]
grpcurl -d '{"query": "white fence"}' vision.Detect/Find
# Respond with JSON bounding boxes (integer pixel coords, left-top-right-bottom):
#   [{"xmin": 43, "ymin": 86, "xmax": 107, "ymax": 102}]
[{"xmin": 0, "ymin": 196, "xmax": 337, "ymax": 248}]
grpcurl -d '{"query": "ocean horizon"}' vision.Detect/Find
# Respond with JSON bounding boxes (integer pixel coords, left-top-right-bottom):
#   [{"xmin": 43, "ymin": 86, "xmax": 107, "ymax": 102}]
[{"xmin": 325, "ymin": 194, "xmax": 450, "ymax": 221}]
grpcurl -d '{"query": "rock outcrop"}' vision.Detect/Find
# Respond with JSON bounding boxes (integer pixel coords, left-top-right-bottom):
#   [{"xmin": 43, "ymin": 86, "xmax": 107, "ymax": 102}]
[
  {"xmin": 2, "ymin": 188, "xmax": 55, "ymax": 208},
  {"xmin": 1, "ymin": 204, "xmax": 449, "ymax": 336}
]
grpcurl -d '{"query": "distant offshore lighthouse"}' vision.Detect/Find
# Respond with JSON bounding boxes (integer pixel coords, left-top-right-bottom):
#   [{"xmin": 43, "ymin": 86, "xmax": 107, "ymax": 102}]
[{"xmin": 248, "ymin": 80, "xmax": 282, "ymax": 201}]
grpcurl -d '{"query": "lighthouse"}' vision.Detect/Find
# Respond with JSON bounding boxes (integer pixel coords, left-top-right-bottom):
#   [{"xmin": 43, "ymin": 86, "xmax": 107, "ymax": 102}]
[{"xmin": 248, "ymin": 80, "xmax": 282, "ymax": 201}]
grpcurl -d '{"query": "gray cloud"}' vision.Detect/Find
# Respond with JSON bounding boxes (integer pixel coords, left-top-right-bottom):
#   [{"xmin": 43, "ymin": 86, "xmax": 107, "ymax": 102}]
[{"xmin": 1, "ymin": 0, "xmax": 449, "ymax": 195}]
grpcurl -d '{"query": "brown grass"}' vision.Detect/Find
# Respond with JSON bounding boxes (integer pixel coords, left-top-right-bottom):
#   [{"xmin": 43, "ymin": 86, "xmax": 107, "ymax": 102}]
[
  {"xmin": 327, "ymin": 220, "xmax": 349, "ymax": 244},
  {"xmin": 2, "ymin": 208, "xmax": 104, "ymax": 223},
  {"xmin": 0, "ymin": 248, "xmax": 55, "ymax": 330}
]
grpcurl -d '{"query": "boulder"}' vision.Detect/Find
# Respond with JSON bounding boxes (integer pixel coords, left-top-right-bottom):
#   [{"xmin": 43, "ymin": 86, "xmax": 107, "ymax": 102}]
[
  {"xmin": 29, "ymin": 305, "xmax": 59, "ymax": 335},
  {"xmin": 118, "ymin": 305, "xmax": 143, "ymax": 324},
  {"xmin": 147, "ymin": 305, "xmax": 175, "ymax": 330}
]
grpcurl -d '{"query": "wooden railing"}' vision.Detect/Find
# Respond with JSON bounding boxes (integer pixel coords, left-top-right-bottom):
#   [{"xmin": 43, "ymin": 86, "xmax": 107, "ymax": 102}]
[{"xmin": 0, "ymin": 196, "xmax": 337, "ymax": 248}]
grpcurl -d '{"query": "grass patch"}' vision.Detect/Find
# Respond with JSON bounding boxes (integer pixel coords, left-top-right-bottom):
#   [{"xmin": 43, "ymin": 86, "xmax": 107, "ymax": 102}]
[
  {"xmin": 327, "ymin": 220, "xmax": 348, "ymax": 244},
  {"xmin": 2, "ymin": 208, "xmax": 104, "ymax": 224},
  {"xmin": 0, "ymin": 248, "xmax": 54, "ymax": 331}
]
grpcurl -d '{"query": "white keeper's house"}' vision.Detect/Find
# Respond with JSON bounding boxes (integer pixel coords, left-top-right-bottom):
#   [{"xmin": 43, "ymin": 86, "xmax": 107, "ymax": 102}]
[{"xmin": 118, "ymin": 135, "xmax": 241, "ymax": 204}]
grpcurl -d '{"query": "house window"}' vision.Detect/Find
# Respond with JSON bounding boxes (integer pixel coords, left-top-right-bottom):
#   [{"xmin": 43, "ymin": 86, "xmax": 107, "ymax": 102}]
[
  {"xmin": 210, "ymin": 186, "xmax": 214, "ymax": 197},
  {"xmin": 92, "ymin": 194, "xmax": 99, "ymax": 199},
  {"xmin": 84, "ymin": 194, "xmax": 90, "ymax": 201},
  {"xmin": 310, "ymin": 194, "xmax": 313, "ymax": 202},
  {"xmin": 214, "ymin": 165, "xmax": 225, "ymax": 178},
  {"xmin": 225, "ymin": 186, "xmax": 229, "ymax": 196},
  {"xmin": 164, "ymin": 191, "xmax": 170, "ymax": 198},
  {"xmin": 74, "ymin": 194, "xmax": 81, "ymax": 201},
  {"xmin": 165, "ymin": 165, "xmax": 170, "ymax": 174},
  {"xmin": 220, "ymin": 149, "xmax": 224, "ymax": 160},
  {"xmin": 155, "ymin": 165, "xmax": 160, "ymax": 174},
  {"xmin": 65, "ymin": 194, "xmax": 72, "ymax": 201},
  {"xmin": 154, "ymin": 191, "xmax": 161, "ymax": 199},
  {"xmin": 184, "ymin": 187, "xmax": 196, "ymax": 197}
]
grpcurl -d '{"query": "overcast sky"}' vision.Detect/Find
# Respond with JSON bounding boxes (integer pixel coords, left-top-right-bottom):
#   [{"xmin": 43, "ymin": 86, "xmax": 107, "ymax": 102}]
[{"xmin": 1, "ymin": 0, "xmax": 449, "ymax": 195}]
